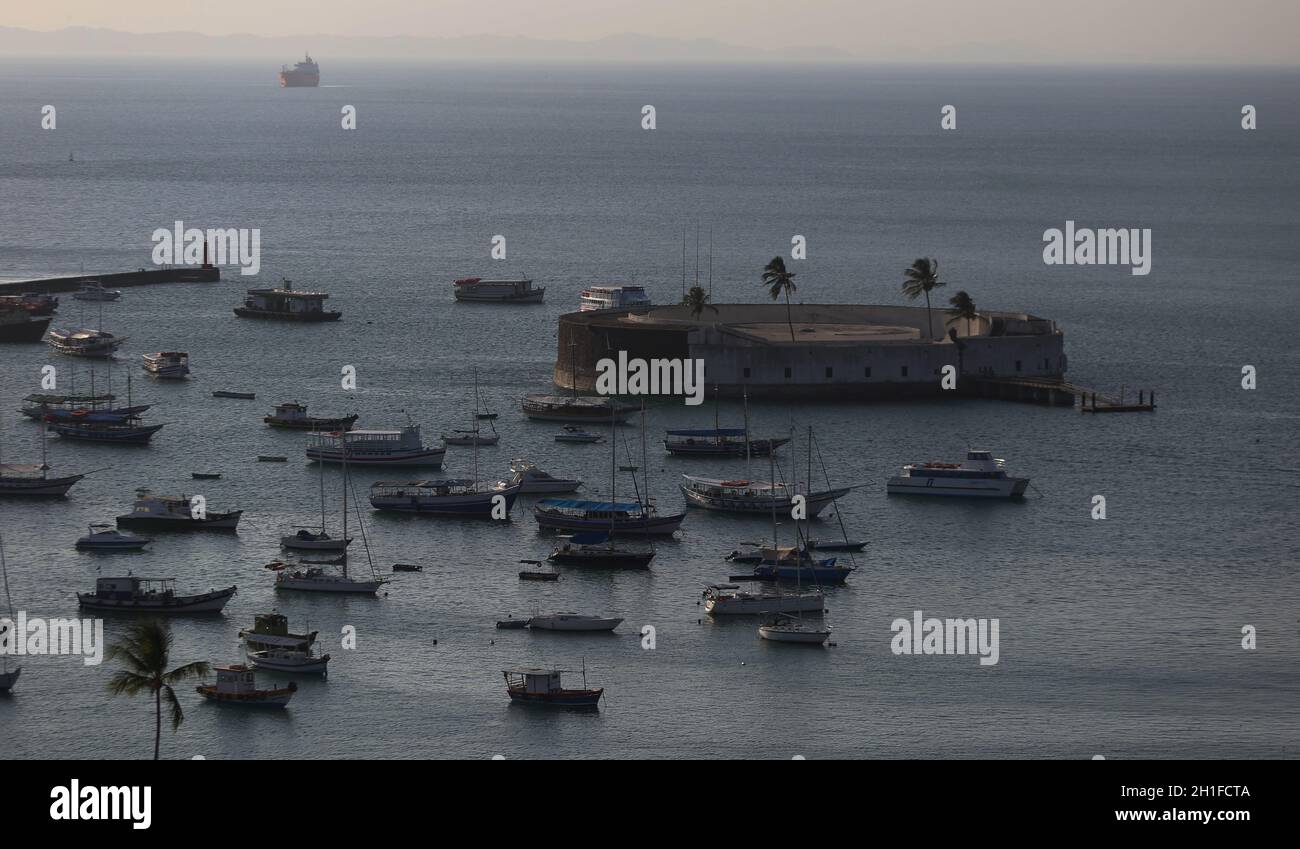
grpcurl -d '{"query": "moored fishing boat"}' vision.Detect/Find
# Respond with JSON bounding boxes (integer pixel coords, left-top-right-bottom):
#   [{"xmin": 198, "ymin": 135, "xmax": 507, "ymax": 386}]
[
  {"xmin": 534, "ymin": 498, "xmax": 684, "ymax": 535},
  {"xmin": 247, "ymin": 648, "xmax": 330, "ymax": 675},
  {"xmin": 886, "ymin": 450, "xmax": 1029, "ymax": 498},
  {"xmin": 141, "ymin": 351, "xmax": 190, "ymax": 379},
  {"xmin": 503, "ymin": 667, "xmax": 603, "ymax": 707},
  {"xmin": 239, "ymin": 612, "xmax": 317, "ymax": 651},
  {"xmin": 740, "ymin": 545, "xmax": 854, "ymax": 585},
  {"xmin": 547, "ymin": 532, "xmax": 655, "ymax": 569},
  {"xmin": 306, "ymin": 426, "xmax": 444, "ymax": 466},
  {"xmin": 264, "ymin": 401, "xmax": 357, "ymax": 430},
  {"xmin": 663, "ymin": 428, "xmax": 790, "ymax": 457},
  {"xmin": 274, "ymin": 564, "xmax": 386, "ymax": 595},
  {"xmin": 77, "ymin": 576, "xmax": 236, "ymax": 614},
  {"xmin": 196, "ymin": 665, "xmax": 296, "ymax": 708},
  {"xmin": 115, "ymin": 489, "xmax": 243, "ymax": 530},
  {"xmin": 522, "ymin": 394, "xmax": 636, "ymax": 424},
  {"xmin": 452, "ymin": 277, "xmax": 546, "ymax": 303}
]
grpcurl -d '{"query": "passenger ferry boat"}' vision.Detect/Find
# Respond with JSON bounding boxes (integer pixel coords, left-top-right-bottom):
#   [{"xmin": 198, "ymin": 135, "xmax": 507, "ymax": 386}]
[
  {"xmin": 533, "ymin": 498, "xmax": 685, "ymax": 536},
  {"xmin": 239, "ymin": 612, "xmax": 317, "ymax": 651},
  {"xmin": 503, "ymin": 667, "xmax": 603, "ymax": 707},
  {"xmin": 141, "ymin": 351, "xmax": 190, "ymax": 379},
  {"xmin": 886, "ymin": 450, "xmax": 1029, "ymax": 498},
  {"xmin": 680, "ymin": 475, "xmax": 850, "ymax": 517},
  {"xmin": 264, "ymin": 401, "xmax": 357, "ymax": 431},
  {"xmin": 197, "ymin": 665, "xmax": 296, "ymax": 708},
  {"xmin": 521, "ymin": 394, "xmax": 637, "ymax": 424},
  {"xmin": 234, "ymin": 284, "xmax": 340, "ymax": 321},
  {"xmin": 115, "ymin": 489, "xmax": 243, "ymax": 530},
  {"xmin": 77, "ymin": 576, "xmax": 237, "ymax": 614},
  {"xmin": 306, "ymin": 426, "xmax": 445, "ymax": 466},
  {"xmin": 369, "ymin": 480, "xmax": 520, "ymax": 517},
  {"xmin": 701, "ymin": 584, "xmax": 825, "ymax": 616},
  {"xmin": 452, "ymin": 277, "xmax": 546, "ymax": 303},
  {"xmin": 579, "ymin": 285, "xmax": 651, "ymax": 312},
  {"xmin": 278, "ymin": 53, "xmax": 320, "ymax": 87},
  {"xmin": 46, "ymin": 327, "xmax": 125, "ymax": 357},
  {"xmin": 663, "ymin": 428, "xmax": 790, "ymax": 457}
]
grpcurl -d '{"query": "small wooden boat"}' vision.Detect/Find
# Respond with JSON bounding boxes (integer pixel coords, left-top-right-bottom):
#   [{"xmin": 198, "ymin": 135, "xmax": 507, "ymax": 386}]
[
  {"xmin": 503, "ymin": 667, "xmax": 603, "ymax": 707},
  {"xmin": 213, "ymin": 391, "xmax": 256, "ymax": 400},
  {"xmin": 192, "ymin": 472, "xmax": 222, "ymax": 480},
  {"xmin": 526, "ymin": 612, "xmax": 622, "ymax": 632},
  {"xmin": 196, "ymin": 665, "xmax": 296, "ymax": 708},
  {"xmin": 758, "ymin": 614, "xmax": 832, "ymax": 645},
  {"xmin": 392, "ymin": 563, "xmax": 423, "ymax": 572},
  {"xmin": 49, "ymin": 419, "xmax": 164, "ymax": 444},
  {"xmin": 496, "ymin": 618, "xmax": 529, "ymax": 629},
  {"xmin": 258, "ymin": 455, "xmax": 288, "ymax": 463},
  {"xmin": 239, "ymin": 612, "xmax": 317, "ymax": 651},
  {"xmin": 247, "ymin": 648, "xmax": 330, "ymax": 675},
  {"xmin": 807, "ymin": 538, "xmax": 867, "ymax": 552},
  {"xmin": 263, "ymin": 401, "xmax": 358, "ymax": 431}
]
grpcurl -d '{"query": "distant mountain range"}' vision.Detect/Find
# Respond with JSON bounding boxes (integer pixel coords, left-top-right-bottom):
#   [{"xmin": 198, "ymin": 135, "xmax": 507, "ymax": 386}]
[{"xmin": 0, "ymin": 26, "xmax": 856, "ymax": 62}]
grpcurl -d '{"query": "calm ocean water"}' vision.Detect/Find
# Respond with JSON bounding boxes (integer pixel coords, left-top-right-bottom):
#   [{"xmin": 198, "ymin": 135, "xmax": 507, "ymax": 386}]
[{"xmin": 0, "ymin": 60, "xmax": 1297, "ymax": 759}]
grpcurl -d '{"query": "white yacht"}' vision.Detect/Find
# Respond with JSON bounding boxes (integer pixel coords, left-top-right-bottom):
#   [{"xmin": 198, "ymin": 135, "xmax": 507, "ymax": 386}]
[
  {"xmin": 701, "ymin": 584, "xmax": 825, "ymax": 616},
  {"xmin": 579, "ymin": 285, "xmax": 651, "ymax": 312},
  {"xmin": 306, "ymin": 426, "xmax": 445, "ymax": 467},
  {"xmin": 498, "ymin": 459, "xmax": 582, "ymax": 494},
  {"xmin": 886, "ymin": 450, "xmax": 1029, "ymax": 498},
  {"xmin": 526, "ymin": 613, "xmax": 623, "ymax": 632},
  {"xmin": 72, "ymin": 281, "xmax": 122, "ymax": 302}
]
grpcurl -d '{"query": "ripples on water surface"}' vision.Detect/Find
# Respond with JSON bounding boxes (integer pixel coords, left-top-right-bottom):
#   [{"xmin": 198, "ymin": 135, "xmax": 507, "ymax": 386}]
[{"xmin": 0, "ymin": 61, "xmax": 1297, "ymax": 758}]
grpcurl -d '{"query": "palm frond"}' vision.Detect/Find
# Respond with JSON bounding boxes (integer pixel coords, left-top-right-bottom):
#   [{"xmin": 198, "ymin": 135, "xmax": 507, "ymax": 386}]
[{"xmin": 163, "ymin": 684, "xmax": 185, "ymax": 731}]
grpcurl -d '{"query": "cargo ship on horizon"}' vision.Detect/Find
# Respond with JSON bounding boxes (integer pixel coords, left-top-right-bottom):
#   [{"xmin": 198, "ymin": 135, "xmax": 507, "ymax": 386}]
[{"xmin": 279, "ymin": 53, "xmax": 320, "ymax": 87}]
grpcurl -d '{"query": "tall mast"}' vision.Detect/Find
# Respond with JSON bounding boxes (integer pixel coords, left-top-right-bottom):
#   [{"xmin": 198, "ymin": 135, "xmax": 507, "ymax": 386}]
[
  {"xmin": 318, "ymin": 443, "xmax": 326, "ymax": 533},
  {"xmin": 708, "ymin": 226, "xmax": 713, "ymax": 297},
  {"xmin": 471, "ymin": 371, "xmax": 480, "ymax": 487},
  {"xmin": 0, "ymin": 534, "xmax": 11, "ymax": 676},
  {"xmin": 641, "ymin": 397, "xmax": 649, "ymax": 520},
  {"xmin": 681, "ymin": 227, "xmax": 686, "ymax": 299},
  {"xmin": 341, "ymin": 431, "xmax": 349, "ymax": 578},
  {"xmin": 609, "ymin": 401, "xmax": 617, "ymax": 536},
  {"xmin": 743, "ymin": 385, "xmax": 752, "ymax": 480}
]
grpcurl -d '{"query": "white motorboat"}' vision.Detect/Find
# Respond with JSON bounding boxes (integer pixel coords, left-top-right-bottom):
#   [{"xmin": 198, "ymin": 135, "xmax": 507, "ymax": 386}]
[
  {"xmin": 141, "ymin": 351, "xmax": 189, "ymax": 379},
  {"xmin": 248, "ymin": 648, "xmax": 331, "ymax": 675},
  {"xmin": 758, "ymin": 615, "xmax": 832, "ymax": 645},
  {"xmin": 72, "ymin": 281, "xmax": 122, "ymax": 302},
  {"xmin": 306, "ymin": 425, "xmax": 444, "ymax": 467},
  {"xmin": 76, "ymin": 524, "xmax": 151, "ymax": 551},
  {"xmin": 702, "ymin": 584, "xmax": 824, "ymax": 616},
  {"xmin": 498, "ymin": 459, "xmax": 582, "ymax": 494},
  {"xmin": 526, "ymin": 613, "xmax": 623, "ymax": 632},
  {"xmin": 886, "ymin": 450, "xmax": 1029, "ymax": 498},
  {"xmin": 555, "ymin": 426, "xmax": 603, "ymax": 443}
]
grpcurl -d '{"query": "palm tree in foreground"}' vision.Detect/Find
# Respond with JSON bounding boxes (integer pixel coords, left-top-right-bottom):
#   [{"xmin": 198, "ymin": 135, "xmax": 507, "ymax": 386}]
[
  {"xmin": 681, "ymin": 284, "xmax": 719, "ymax": 321},
  {"xmin": 761, "ymin": 256, "xmax": 798, "ymax": 342},
  {"xmin": 901, "ymin": 258, "xmax": 945, "ymax": 340},
  {"xmin": 107, "ymin": 619, "xmax": 210, "ymax": 760},
  {"xmin": 947, "ymin": 290, "xmax": 977, "ymax": 336}
]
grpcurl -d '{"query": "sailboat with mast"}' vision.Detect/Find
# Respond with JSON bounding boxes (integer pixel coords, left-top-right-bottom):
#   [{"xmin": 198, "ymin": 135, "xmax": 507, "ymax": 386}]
[
  {"xmin": 280, "ymin": 451, "xmax": 352, "ymax": 552},
  {"xmin": 443, "ymin": 369, "xmax": 500, "ymax": 446},
  {"xmin": 0, "ymin": 534, "xmax": 20, "ymax": 692},
  {"xmin": 274, "ymin": 438, "xmax": 386, "ymax": 593},
  {"xmin": 1, "ymin": 401, "xmax": 87, "ymax": 497},
  {"xmin": 546, "ymin": 400, "xmax": 657, "ymax": 568},
  {"xmin": 47, "ymin": 372, "xmax": 164, "ymax": 444}
]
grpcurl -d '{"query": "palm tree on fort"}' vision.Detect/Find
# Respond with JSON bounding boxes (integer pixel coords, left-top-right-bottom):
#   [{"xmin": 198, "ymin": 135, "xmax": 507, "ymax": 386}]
[
  {"xmin": 901, "ymin": 258, "xmax": 945, "ymax": 340},
  {"xmin": 761, "ymin": 256, "xmax": 798, "ymax": 342},
  {"xmin": 107, "ymin": 619, "xmax": 210, "ymax": 760},
  {"xmin": 947, "ymin": 290, "xmax": 977, "ymax": 336},
  {"xmin": 681, "ymin": 284, "xmax": 719, "ymax": 321}
]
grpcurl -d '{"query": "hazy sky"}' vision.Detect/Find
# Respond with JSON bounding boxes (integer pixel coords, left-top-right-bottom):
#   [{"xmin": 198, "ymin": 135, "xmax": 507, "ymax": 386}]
[{"xmin": 5, "ymin": 0, "xmax": 1299, "ymax": 63}]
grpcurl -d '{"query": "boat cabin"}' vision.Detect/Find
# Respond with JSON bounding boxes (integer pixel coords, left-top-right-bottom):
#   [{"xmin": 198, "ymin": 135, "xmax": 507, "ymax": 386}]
[
  {"xmin": 214, "ymin": 665, "xmax": 259, "ymax": 695},
  {"xmin": 243, "ymin": 288, "xmax": 331, "ymax": 316},
  {"xmin": 92, "ymin": 577, "xmax": 174, "ymax": 601},
  {"xmin": 503, "ymin": 668, "xmax": 565, "ymax": 695}
]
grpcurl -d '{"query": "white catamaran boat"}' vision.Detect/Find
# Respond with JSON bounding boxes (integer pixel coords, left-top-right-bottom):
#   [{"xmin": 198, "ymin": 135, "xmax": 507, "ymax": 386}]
[
  {"xmin": 306, "ymin": 425, "xmax": 445, "ymax": 467},
  {"xmin": 886, "ymin": 450, "xmax": 1029, "ymax": 498}
]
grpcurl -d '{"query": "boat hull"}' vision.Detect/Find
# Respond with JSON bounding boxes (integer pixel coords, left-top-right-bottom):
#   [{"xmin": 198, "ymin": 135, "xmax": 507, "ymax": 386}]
[
  {"xmin": 681, "ymin": 484, "xmax": 847, "ymax": 517},
  {"xmin": 548, "ymin": 548, "xmax": 655, "ymax": 569},
  {"xmin": 0, "ymin": 474, "xmax": 84, "ymax": 497},
  {"xmin": 0, "ymin": 667, "xmax": 20, "ymax": 692},
  {"xmin": 886, "ymin": 477, "xmax": 1028, "ymax": 498},
  {"xmin": 306, "ymin": 447, "xmax": 445, "ymax": 466},
  {"xmin": 77, "ymin": 586, "xmax": 236, "ymax": 614},
  {"xmin": 233, "ymin": 307, "xmax": 340, "ymax": 321},
  {"xmin": 50, "ymin": 423, "xmax": 163, "ymax": 444},
  {"xmin": 758, "ymin": 625, "xmax": 831, "ymax": 644},
  {"xmin": 274, "ymin": 575, "xmax": 384, "ymax": 594},
  {"xmin": 197, "ymin": 685, "xmax": 295, "ymax": 707},
  {"xmin": 663, "ymin": 437, "xmax": 790, "ymax": 457},
  {"xmin": 704, "ymin": 594, "xmax": 824, "ymax": 616},
  {"xmin": 116, "ymin": 511, "xmax": 242, "ymax": 531},
  {"xmin": 280, "ymin": 535, "xmax": 351, "ymax": 551},
  {"xmin": 454, "ymin": 291, "xmax": 545, "ymax": 303},
  {"xmin": 507, "ymin": 688, "xmax": 602, "ymax": 707},
  {"xmin": 527, "ymin": 616, "xmax": 623, "ymax": 632},
  {"xmin": 0, "ymin": 317, "xmax": 53, "ymax": 343},
  {"xmin": 370, "ymin": 487, "xmax": 517, "ymax": 517},
  {"xmin": 265, "ymin": 415, "xmax": 358, "ymax": 430}
]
